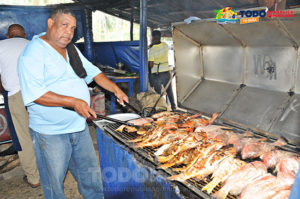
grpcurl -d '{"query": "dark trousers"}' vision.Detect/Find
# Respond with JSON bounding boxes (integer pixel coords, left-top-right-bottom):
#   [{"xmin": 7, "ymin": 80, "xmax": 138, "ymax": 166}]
[{"xmin": 149, "ymin": 71, "xmax": 176, "ymax": 110}]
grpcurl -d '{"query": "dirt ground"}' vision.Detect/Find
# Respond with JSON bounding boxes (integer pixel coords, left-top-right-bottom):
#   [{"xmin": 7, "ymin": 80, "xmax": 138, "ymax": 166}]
[{"xmin": 0, "ymin": 125, "xmax": 99, "ymax": 199}]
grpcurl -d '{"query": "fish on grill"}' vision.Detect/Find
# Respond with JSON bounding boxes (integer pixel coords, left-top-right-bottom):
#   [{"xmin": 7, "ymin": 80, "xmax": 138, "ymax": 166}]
[
  {"xmin": 152, "ymin": 111, "xmax": 176, "ymax": 119},
  {"xmin": 129, "ymin": 126, "xmax": 164, "ymax": 143},
  {"xmin": 272, "ymin": 190, "xmax": 291, "ymax": 199},
  {"xmin": 158, "ymin": 134, "xmax": 210, "ymax": 169},
  {"xmin": 159, "ymin": 148, "xmax": 196, "ymax": 169},
  {"xmin": 202, "ymin": 157, "xmax": 246, "ymax": 194},
  {"xmin": 276, "ymin": 156, "xmax": 300, "ymax": 178},
  {"xmin": 115, "ymin": 125, "xmax": 137, "ymax": 133},
  {"xmin": 213, "ymin": 161, "xmax": 267, "ymax": 199},
  {"xmin": 157, "ymin": 135, "xmax": 203, "ymax": 163},
  {"xmin": 240, "ymin": 174, "xmax": 277, "ymax": 199},
  {"xmin": 168, "ymin": 146, "xmax": 235, "ymax": 182},
  {"xmin": 262, "ymin": 150, "xmax": 299, "ymax": 169},
  {"xmin": 134, "ymin": 129, "xmax": 187, "ymax": 148},
  {"xmin": 232, "ymin": 137, "xmax": 267, "ymax": 153},
  {"xmin": 241, "ymin": 137, "xmax": 286, "ymax": 159},
  {"xmin": 208, "ymin": 112, "xmax": 220, "ymax": 125},
  {"xmin": 195, "ymin": 125, "xmax": 232, "ymax": 135},
  {"xmin": 172, "ymin": 140, "xmax": 224, "ymax": 173},
  {"xmin": 128, "ymin": 117, "xmax": 154, "ymax": 126},
  {"xmin": 240, "ymin": 171, "xmax": 295, "ymax": 199}
]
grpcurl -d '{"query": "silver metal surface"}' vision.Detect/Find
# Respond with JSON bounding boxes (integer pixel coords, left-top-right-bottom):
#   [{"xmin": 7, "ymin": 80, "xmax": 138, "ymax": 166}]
[
  {"xmin": 222, "ymin": 87, "xmax": 290, "ymax": 132},
  {"xmin": 226, "ymin": 19, "xmax": 294, "ymax": 47},
  {"xmin": 173, "ymin": 29, "xmax": 202, "ymax": 102},
  {"xmin": 245, "ymin": 47, "xmax": 294, "ymax": 92},
  {"xmin": 270, "ymin": 94, "xmax": 300, "ymax": 146},
  {"xmin": 173, "ymin": 10, "xmax": 300, "ymax": 145},
  {"xmin": 203, "ymin": 46, "xmax": 243, "ymax": 84},
  {"xmin": 175, "ymin": 22, "xmax": 240, "ymax": 46},
  {"xmin": 182, "ymin": 80, "xmax": 240, "ymax": 115},
  {"xmin": 296, "ymin": 48, "xmax": 300, "ymax": 94},
  {"xmin": 278, "ymin": 14, "xmax": 300, "ymax": 46}
]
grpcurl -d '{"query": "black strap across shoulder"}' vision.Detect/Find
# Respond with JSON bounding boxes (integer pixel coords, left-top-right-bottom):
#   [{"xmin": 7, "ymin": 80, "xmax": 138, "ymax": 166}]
[{"xmin": 66, "ymin": 43, "xmax": 87, "ymax": 78}]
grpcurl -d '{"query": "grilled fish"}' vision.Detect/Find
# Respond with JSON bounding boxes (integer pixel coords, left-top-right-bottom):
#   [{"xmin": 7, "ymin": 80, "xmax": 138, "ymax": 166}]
[
  {"xmin": 202, "ymin": 157, "xmax": 246, "ymax": 194},
  {"xmin": 240, "ymin": 171, "xmax": 295, "ymax": 199},
  {"xmin": 169, "ymin": 145, "xmax": 234, "ymax": 182},
  {"xmin": 116, "ymin": 125, "xmax": 137, "ymax": 133},
  {"xmin": 241, "ymin": 137, "xmax": 286, "ymax": 159},
  {"xmin": 213, "ymin": 161, "xmax": 267, "ymax": 199}
]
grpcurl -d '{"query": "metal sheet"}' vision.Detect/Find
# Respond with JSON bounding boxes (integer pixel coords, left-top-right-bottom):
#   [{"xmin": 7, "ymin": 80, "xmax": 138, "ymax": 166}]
[
  {"xmin": 173, "ymin": 30, "xmax": 202, "ymax": 102},
  {"xmin": 296, "ymin": 48, "xmax": 300, "ymax": 94},
  {"xmin": 226, "ymin": 19, "xmax": 294, "ymax": 47},
  {"xmin": 203, "ymin": 46, "xmax": 243, "ymax": 84},
  {"xmin": 270, "ymin": 94, "xmax": 300, "ymax": 146},
  {"xmin": 222, "ymin": 87, "xmax": 289, "ymax": 131},
  {"xmin": 175, "ymin": 22, "xmax": 241, "ymax": 46},
  {"xmin": 182, "ymin": 80, "xmax": 240, "ymax": 115},
  {"xmin": 279, "ymin": 13, "xmax": 300, "ymax": 46},
  {"xmin": 245, "ymin": 47, "xmax": 294, "ymax": 92}
]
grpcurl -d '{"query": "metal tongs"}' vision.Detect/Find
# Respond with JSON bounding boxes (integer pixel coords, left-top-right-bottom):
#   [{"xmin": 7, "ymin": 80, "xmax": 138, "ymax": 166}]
[
  {"xmin": 122, "ymin": 101, "xmax": 141, "ymax": 115},
  {"xmin": 63, "ymin": 107, "xmax": 139, "ymax": 127}
]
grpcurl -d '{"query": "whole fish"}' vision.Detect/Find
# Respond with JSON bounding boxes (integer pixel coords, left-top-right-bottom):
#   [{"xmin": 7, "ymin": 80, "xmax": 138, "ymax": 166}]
[
  {"xmin": 262, "ymin": 150, "xmax": 299, "ymax": 168},
  {"xmin": 202, "ymin": 157, "xmax": 246, "ymax": 194},
  {"xmin": 240, "ymin": 171, "xmax": 295, "ymax": 199},
  {"xmin": 169, "ymin": 146, "xmax": 235, "ymax": 182},
  {"xmin": 213, "ymin": 161, "xmax": 267, "ymax": 199},
  {"xmin": 241, "ymin": 137, "xmax": 286, "ymax": 159}
]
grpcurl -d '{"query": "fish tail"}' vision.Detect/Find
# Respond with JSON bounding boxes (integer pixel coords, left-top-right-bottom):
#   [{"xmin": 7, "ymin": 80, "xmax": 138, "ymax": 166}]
[
  {"xmin": 168, "ymin": 174, "xmax": 187, "ymax": 182},
  {"xmin": 274, "ymin": 136, "xmax": 287, "ymax": 146},
  {"xmin": 160, "ymin": 162, "xmax": 175, "ymax": 169},
  {"xmin": 128, "ymin": 138, "xmax": 143, "ymax": 143},
  {"xmin": 202, "ymin": 179, "xmax": 219, "ymax": 194},
  {"xmin": 213, "ymin": 187, "xmax": 229, "ymax": 199},
  {"xmin": 157, "ymin": 155, "xmax": 173, "ymax": 163}
]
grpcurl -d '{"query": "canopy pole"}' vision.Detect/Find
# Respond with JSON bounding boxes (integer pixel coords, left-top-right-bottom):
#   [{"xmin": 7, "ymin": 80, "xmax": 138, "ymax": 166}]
[
  {"xmin": 130, "ymin": 7, "xmax": 134, "ymax": 41},
  {"xmin": 139, "ymin": 0, "xmax": 148, "ymax": 92},
  {"xmin": 82, "ymin": 8, "xmax": 94, "ymax": 63}
]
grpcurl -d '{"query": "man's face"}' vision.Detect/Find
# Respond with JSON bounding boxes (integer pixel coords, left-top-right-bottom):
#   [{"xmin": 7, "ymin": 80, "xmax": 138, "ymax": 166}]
[{"xmin": 48, "ymin": 13, "xmax": 76, "ymax": 48}]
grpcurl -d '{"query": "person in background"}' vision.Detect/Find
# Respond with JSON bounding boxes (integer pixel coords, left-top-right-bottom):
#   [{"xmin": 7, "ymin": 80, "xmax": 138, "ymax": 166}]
[
  {"xmin": 148, "ymin": 30, "xmax": 176, "ymax": 111},
  {"xmin": 0, "ymin": 24, "xmax": 40, "ymax": 188},
  {"xmin": 17, "ymin": 6, "xmax": 128, "ymax": 199}
]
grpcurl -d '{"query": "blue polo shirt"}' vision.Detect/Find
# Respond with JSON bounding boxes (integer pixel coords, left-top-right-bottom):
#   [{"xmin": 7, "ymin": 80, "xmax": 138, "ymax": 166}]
[{"xmin": 17, "ymin": 32, "xmax": 101, "ymax": 134}]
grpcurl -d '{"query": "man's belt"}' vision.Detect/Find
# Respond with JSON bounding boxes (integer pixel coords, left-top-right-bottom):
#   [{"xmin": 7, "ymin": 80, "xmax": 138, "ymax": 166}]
[{"xmin": 153, "ymin": 62, "xmax": 168, "ymax": 74}]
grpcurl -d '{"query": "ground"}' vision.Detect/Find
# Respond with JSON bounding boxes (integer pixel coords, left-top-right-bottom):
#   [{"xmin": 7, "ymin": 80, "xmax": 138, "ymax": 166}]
[{"xmin": 0, "ymin": 125, "xmax": 99, "ymax": 199}]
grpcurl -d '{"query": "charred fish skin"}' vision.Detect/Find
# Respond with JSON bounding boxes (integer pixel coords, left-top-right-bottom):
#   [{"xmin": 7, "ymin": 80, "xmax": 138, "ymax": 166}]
[{"xmin": 168, "ymin": 144, "xmax": 232, "ymax": 182}]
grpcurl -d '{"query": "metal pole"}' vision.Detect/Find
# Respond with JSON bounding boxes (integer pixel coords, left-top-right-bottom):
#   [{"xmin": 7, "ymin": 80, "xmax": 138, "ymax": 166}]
[
  {"xmin": 130, "ymin": 7, "xmax": 134, "ymax": 41},
  {"xmin": 82, "ymin": 8, "xmax": 94, "ymax": 63},
  {"xmin": 139, "ymin": 0, "xmax": 148, "ymax": 92}
]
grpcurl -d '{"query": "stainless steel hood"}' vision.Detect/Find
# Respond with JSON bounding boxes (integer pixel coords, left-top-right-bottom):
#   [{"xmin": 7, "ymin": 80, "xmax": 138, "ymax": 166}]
[{"xmin": 172, "ymin": 8, "xmax": 300, "ymax": 146}]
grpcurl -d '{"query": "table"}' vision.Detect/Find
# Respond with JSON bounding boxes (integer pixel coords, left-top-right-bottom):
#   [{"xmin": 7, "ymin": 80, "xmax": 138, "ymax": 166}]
[{"xmin": 106, "ymin": 75, "xmax": 139, "ymax": 114}]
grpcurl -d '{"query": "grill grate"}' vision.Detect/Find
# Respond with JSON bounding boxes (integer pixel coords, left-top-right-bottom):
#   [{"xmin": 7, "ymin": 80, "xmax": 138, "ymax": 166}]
[{"xmin": 104, "ymin": 123, "xmax": 237, "ymax": 199}]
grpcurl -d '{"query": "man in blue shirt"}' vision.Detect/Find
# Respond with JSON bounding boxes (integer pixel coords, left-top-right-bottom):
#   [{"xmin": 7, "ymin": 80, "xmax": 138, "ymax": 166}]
[{"xmin": 18, "ymin": 6, "xmax": 128, "ymax": 199}]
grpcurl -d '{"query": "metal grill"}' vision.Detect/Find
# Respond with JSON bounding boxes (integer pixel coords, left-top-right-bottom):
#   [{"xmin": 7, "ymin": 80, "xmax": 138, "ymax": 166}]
[{"xmin": 103, "ymin": 122, "xmax": 239, "ymax": 199}]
